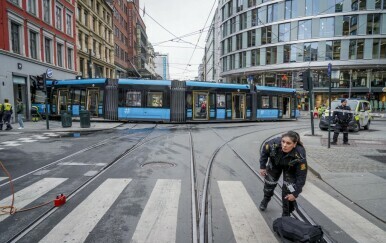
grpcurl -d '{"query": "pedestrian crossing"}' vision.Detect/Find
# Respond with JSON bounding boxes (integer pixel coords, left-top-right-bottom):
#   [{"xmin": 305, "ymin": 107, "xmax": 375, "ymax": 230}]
[
  {"xmin": 0, "ymin": 132, "xmax": 63, "ymax": 150},
  {"xmin": 1, "ymin": 178, "xmax": 386, "ymax": 242}
]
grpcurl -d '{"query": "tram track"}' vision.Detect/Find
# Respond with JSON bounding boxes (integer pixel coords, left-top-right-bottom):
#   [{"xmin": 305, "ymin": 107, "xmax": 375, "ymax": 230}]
[
  {"xmin": 5, "ymin": 124, "xmax": 169, "ymax": 243},
  {"xmin": 195, "ymin": 124, "xmax": 336, "ymax": 243}
]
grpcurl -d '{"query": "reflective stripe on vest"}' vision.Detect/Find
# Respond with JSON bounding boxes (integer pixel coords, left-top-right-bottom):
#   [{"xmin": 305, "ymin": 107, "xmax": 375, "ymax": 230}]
[{"xmin": 4, "ymin": 103, "xmax": 12, "ymax": 111}]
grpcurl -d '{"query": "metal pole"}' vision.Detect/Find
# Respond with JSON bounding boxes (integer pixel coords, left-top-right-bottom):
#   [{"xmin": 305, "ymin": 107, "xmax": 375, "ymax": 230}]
[
  {"xmin": 328, "ymin": 74, "xmax": 332, "ymax": 148},
  {"xmin": 308, "ymin": 69, "xmax": 314, "ymax": 135},
  {"xmin": 43, "ymin": 73, "xmax": 49, "ymax": 130},
  {"xmin": 88, "ymin": 49, "xmax": 92, "ymax": 78},
  {"xmin": 349, "ymin": 70, "xmax": 352, "ymax": 98}
]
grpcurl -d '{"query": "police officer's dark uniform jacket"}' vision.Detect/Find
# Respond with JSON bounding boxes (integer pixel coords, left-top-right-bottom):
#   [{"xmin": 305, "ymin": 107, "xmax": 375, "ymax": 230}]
[
  {"xmin": 0, "ymin": 103, "xmax": 3, "ymax": 130},
  {"xmin": 260, "ymin": 137, "xmax": 307, "ymax": 215},
  {"xmin": 332, "ymin": 102, "xmax": 352, "ymax": 144}
]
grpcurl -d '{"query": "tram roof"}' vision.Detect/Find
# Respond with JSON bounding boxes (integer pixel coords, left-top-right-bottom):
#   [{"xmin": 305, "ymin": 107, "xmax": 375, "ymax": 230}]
[
  {"xmin": 186, "ymin": 81, "xmax": 250, "ymax": 90},
  {"xmin": 52, "ymin": 78, "xmax": 107, "ymax": 85},
  {"xmin": 118, "ymin": 79, "xmax": 171, "ymax": 86},
  {"xmin": 255, "ymin": 86, "xmax": 296, "ymax": 93}
]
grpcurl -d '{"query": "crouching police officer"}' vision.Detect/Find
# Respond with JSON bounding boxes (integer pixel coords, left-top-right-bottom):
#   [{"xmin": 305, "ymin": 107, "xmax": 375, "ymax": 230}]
[
  {"xmin": 259, "ymin": 131, "xmax": 308, "ymax": 216},
  {"xmin": 332, "ymin": 99, "xmax": 352, "ymax": 145},
  {"xmin": 3, "ymin": 99, "xmax": 13, "ymax": 130}
]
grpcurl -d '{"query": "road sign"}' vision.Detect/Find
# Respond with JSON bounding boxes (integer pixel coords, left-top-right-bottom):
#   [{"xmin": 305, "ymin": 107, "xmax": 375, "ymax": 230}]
[
  {"xmin": 46, "ymin": 68, "xmax": 53, "ymax": 78},
  {"xmin": 327, "ymin": 63, "xmax": 332, "ymax": 77}
]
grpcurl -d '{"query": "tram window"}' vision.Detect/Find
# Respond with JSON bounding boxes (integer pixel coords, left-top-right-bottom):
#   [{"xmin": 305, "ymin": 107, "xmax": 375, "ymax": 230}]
[
  {"xmin": 186, "ymin": 93, "xmax": 192, "ymax": 108},
  {"xmin": 272, "ymin": 96, "xmax": 278, "ymax": 108},
  {"xmin": 209, "ymin": 93, "xmax": 216, "ymax": 108},
  {"xmin": 262, "ymin": 96, "xmax": 270, "ymax": 108},
  {"xmin": 217, "ymin": 94, "xmax": 226, "ymax": 108},
  {"xmin": 126, "ymin": 91, "xmax": 142, "ymax": 107},
  {"xmin": 73, "ymin": 89, "xmax": 81, "ymax": 105},
  {"xmin": 34, "ymin": 90, "xmax": 46, "ymax": 103},
  {"xmin": 147, "ymin": 92, "xmax": 163, "ymax": 107}
]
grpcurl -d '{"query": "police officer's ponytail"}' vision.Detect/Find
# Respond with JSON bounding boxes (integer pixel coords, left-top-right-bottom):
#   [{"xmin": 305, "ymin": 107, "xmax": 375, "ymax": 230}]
[{"xmin": 282, "ymin": 131, "xmax": 303, "ymax": 147}]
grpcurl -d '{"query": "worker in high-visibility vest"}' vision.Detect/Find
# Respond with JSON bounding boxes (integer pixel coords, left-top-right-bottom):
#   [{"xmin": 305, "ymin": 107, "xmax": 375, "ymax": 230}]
[
  {"xmin": 3, "ymin": 98, "xmax": 13, "ymax": 130},
  {"xmin": 0, "ymin": 103, "xmax": 3, "ymax": 130}
]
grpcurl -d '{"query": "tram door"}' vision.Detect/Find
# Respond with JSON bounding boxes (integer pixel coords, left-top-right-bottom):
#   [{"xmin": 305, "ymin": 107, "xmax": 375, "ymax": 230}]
[
  {"xmin": 193, "ymin": 91, "xmax": 209, "ymax": 120},
  {"xmin": 282, "ymin": 96, "xmax": 291, "ymax": 118},
  {"xmin": 57, "ymin": 90, "xmax": 69, "ymax": 115},
  {"xmin": 232, "ymin": 93, "xmax": 246, "ymax": 119},
  {"xmin": 87, "ymin": 89, "xmax": 99, "ymax": 117}
]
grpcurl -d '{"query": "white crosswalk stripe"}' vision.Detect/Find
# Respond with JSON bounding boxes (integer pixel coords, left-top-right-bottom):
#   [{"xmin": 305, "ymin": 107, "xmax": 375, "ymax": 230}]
[
  {"xmin": 1, "ymin": 141, "xmax": 22, "ymax": 146},
  {"xmin": 0, "ymin": 178, "xmax": 68, "ymax": 222},
  {"xmin": 0, "ymin": 177, "xmax": 7, "ymax": 182},
  {"xmin": 42, "ymin": 133, "xmax": 61, "ymax": 137},
  {"xmin": 302, "ymin": 183, "xmax": 386, "ymax": 243},
  {"xmin": 131, "ymin": 179, "xmax": 181, "ymax": 243},
  {"xmin": 218, "ymin": 181, "xmax": 277, "ymax": 243},
  {"xmin": 17, "ymin": 138, "xmax": 38, "ymax": 142},
  {"xmin": 0, "ymin": 147, "xmax": 4, "ymax": 150},
  {"xmin": 30, "ymin": 135, "xmax": 49, "ymax": 140},
  {"xmin": 39, "ymin": 178, "xmax": 131, "ymax": 243}
]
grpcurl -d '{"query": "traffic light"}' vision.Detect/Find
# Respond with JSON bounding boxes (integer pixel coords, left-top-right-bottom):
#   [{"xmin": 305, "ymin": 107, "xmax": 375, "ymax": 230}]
[
  {"xmin": 36, "ymin": 75, "xmax": 45, "ymax": 90},
  {"xmin": 302, "ymin": 69, "xmax": 311, "ymax": 91}
]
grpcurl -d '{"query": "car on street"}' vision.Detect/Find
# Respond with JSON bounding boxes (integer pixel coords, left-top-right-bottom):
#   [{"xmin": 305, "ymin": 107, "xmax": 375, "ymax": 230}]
[{"xmin": 319, "ymin": 99, "xmax": 372, "ymax": 132}]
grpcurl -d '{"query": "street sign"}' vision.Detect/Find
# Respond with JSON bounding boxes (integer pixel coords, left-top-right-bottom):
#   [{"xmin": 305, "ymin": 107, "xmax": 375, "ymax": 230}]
[
  {"xmin": 382, "ymin": 87, "xmax": 386, "ymax": 92},
  {"xmin": 327, "ymin": 63, "xmax": 332, "ymax": 77},
  {"xmin": 46, "ymin": 68, "xmax": 53, "ymax": 78}
]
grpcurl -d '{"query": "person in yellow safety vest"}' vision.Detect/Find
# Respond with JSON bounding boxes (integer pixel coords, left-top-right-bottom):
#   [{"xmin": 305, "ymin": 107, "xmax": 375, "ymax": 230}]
[
  {"xmin": 3, "ymin": 99, "xmax": 13, "ymax": 130},
  {"xmin": 318, "ymin": 104, "xmax": 326, "ymax": 118},
  {"xmin": 0, "ymin": 103, "xmax": 3, "ymax": 130}
]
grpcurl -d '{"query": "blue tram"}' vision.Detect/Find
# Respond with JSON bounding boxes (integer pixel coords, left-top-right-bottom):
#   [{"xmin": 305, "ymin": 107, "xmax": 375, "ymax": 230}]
[{"xmin": 32, "ymin": 78, "xmax": 299, "ymax": 122}]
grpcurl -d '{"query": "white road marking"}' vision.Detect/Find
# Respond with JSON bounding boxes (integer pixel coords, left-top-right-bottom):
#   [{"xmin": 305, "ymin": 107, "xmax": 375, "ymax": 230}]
[
  {"xmin": 0, "ymin": 177, "xmax": 8, "ymax": 182},
  {"xmin": 30, "ymin": 135, "xmax": 49, "ymax": 140},
  {"xmin": 1, "ymin": 141, "xmax": 22, "ymax": 146},
  {"xmin": 218, "ymin": 181, "xmax": 277, "ymax": 243},
  {"xmin": 42, "ymin": 133, "xmax": 60, "ymax": 137},
  {"xmin": 83, "ymin": 170, "xmax": 98, "ymax": 177},
  {"xmin": 302, "ymin": 183, "xmax": 386, "ymax": 243},
  {"xmin": 17, "ymin": 138, "xmax": 38, "ymax": 142},
  {"xmin": 0, "ymin": 147, "xmax": 4, "ymax": 150},
  {"xmin": 39, "ymin": 178, "xmax": 131, "ymax": 243},
  {"xmin": 32, "ymin": 170, "xmax": 51, "ymax": 176},
  {"xmin": 58, "ymin": 162, "xmax": 107, "ymax": 166},
  {"xmin": 131, "ymin": 179, "xmax": 181, "ymax": 243},
  {"xmin": 0, "ymin": 178, "xmax": 68, "ymax": 222}
]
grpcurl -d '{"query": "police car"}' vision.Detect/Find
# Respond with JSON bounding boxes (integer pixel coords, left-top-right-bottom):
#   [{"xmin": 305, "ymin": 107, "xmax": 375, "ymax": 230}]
[{"xmin": 319, "ymin": 99, "xmax": 372, "ymax": 132}]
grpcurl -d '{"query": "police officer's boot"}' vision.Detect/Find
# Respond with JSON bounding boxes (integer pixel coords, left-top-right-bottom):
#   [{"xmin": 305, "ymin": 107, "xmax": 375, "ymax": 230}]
[
  {"xmin": 259, "ymin": 197, "xmax": 271, "ymax": 211},
  {"xmin": 0, "ymin": 124, "xmax": 3, "ymax": 131}
]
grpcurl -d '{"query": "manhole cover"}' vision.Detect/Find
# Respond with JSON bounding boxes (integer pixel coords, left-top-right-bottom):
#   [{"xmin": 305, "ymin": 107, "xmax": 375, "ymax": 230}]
[{"xmin": 140, "ymin": 161, "xmax": 176, "ymax": 168}]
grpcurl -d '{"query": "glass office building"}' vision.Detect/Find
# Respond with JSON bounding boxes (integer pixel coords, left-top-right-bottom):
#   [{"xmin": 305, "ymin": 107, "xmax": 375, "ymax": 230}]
[{"xmin": 219, "ymin": 0, "xmax": 386, "ymax": 110}]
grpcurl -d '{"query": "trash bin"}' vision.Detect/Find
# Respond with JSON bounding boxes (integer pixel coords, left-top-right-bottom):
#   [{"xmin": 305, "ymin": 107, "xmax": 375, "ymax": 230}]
[
  {"xmin": 61, "ymin": 113, "xmax": 72, "ymax": 128},
  {"xmin": 80, "ymin": 110, "xmax": 91, "ymax": 128}
]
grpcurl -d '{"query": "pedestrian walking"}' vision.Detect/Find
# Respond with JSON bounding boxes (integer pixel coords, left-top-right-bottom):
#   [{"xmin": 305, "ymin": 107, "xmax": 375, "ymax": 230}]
[
  {"xmin": 259, "ymin": 131, "xmax": 308, "ymax": 216},
  {"xmin": 331, "ymin": 99, "xmax": 352, "ymax": 145},
  {"xmin": 16, "ymin": 98, "xmax": 24, "ymax": 129},
  {"xmin": 2, "ymin": 99, "xmax": 13, "ymax": 130}
]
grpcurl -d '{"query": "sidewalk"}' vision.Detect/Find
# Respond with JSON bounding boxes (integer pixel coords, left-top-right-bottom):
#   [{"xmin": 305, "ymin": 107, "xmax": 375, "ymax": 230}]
[
  {"xmin": 299, "ymin": 110, "xmax": 386, "ymax": 120},
  {"xmin": 301, "ymin": 128, "xmax": 386, "ymax": 222},
  {"xmin": 0, "ymin": 120, "xmax": 123, "ymax": 133}
]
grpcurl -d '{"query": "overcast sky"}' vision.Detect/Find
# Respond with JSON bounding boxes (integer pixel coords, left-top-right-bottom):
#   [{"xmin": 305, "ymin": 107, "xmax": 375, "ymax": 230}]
[{"xmin": 140, "ymin": 0, "xmax": 218, "ymax": 80}]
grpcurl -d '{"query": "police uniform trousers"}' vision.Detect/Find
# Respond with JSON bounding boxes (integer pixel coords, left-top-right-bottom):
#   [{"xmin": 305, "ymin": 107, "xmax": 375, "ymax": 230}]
[
  {"xmin": 0, "ymin": 112, "xmax": 3, "ymax": 130},
  {"xmin": 3, "ymin": 111, "xmax": 12, "ymax": 130},
  {"xmin": 263, "ymin": 163, "xmax": 296, "ymax": 216},
  {"xmin": 333, "ymin": 123, "xmax": 348, "ymax": 143}
]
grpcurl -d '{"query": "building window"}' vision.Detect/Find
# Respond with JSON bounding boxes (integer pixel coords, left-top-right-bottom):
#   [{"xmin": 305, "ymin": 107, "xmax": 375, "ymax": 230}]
[
  {"xmin": 283, "ymin": 45, "xmax": 291, "ymax": 63},
  {"xmin": 267, "ymin": 3, "xmax": 278, "ymax": 23},
  {"xmin": 320, "ymin": 17, "xmax": 334, "ymax": 38},
  {"xmin": 373, "ymin": 39, "xmax": 380, "ymax": 59},
  {"xmin": 230, "ymin": 17, "xmax": 236, "ymax": 34},
  {"xmin": 326, "ymin": 41, "xmax": 333, "ymax": 60},
  {"xmin": 333, "ymin": 40, "xmax": 341, "ymax": 60},
  {"xmin": 56, "ymin": 5, "xmax": 62, "ymax": 30},
  {"xmin": 29, "ymin": 31, "xmax": 38, "ymax": 59},
  {"xmin": 66, "ymin": 13, "xmax": 72, "ymax": 36},
  {"xmin": 290, "ymin": 44, "xmax": 297, "ymax": 62},
  {"xmin": 43, "ymin": 0, "xmax": 51, "ymax": 23},
  {"xmin": 28, "ymin": 0, "xmax": 37, "ymax": 16},
  {"xmin": 352, "ymin": 0, "xmax": 366, "ymax": 11},
  {"xmin": 9, "ymin": 0, "xmax": 20, "ymax": 6},
  {"xmin": 228, "ymin": 0, "xmax": 233, "ymax": 17},
  {"xmin": 247, "ymin": 30, "xmax": 255, "ymax": 47},
  {"xmin": 279, "ymin": 23, "xmax": 290, "ymax": 42},
  {"xmin": 304, "ymin": 42, "xmax": 318, "ymax": 62},
  {"xmin": 357, "ymin": 39, "xmax": 364, "ymax": 59},
  {"xmin": 57, "ymin": 43, "xmax": 63, "ymax": 67},
  {"xmin": 381, "ymin": 39, "xmax": 386, "ymax": 58},
  {"xmin": 261, "ymin": 26, "xmax": 272, "ymax": 45},
  {"xmin": 11, "ymin": 22, "xmax": 21, "ymax": 54},
  {"xmin": 236, "ymin": 34, "xmax": 242, "ymax": 50},
  {"xmin": 228, "ymin": 37, "xmax": 233, "ymax": 53},
  {"xmin": 239, "ymin": 13, "xmax": 247, "ymax": 30},
  {"xmin": 343, "ymin": 15, "xmax": 358, "ymax": 36},
  {"xmin": 251, "ymin": 49, "xmax": 260, "ymax": 66},
  {"xmin": 367, "ymin": 14, "xmax": 381, "ymax": 35},
  {"xmin": 238, "ymin": 52, "xmax": 246, "ymax": 68},
  {"xmin": 349, "ymin": 39, "xmax": 364, "ymax": 60},
  {"xmin": 285, "ymin": 0, "xmax": 292, "ymax": 20},
  {"xmin": 67, "ymin": 48, "xmax": 73, "ymax": 69},
  {"xmin": 44, "ymin": 37, "xmax": 52, "ymax": 63},
  {"xmin": 266, "ymin": 46, "xmax": 277, "ymax": 65},
  {"xmin": 298, "ymin": 20, "xmax": 311, "ymax": 40},
  {"xmin": 251, "ymin": 9, "xmax": 258, "ymax": 26},
  {"xmin": 236, "ymin": 0, "xmax": 243, "ymax": 12}
]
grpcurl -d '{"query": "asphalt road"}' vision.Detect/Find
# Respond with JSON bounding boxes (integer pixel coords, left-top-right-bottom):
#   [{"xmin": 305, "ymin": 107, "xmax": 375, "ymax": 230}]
[{"xmin": 0, "ymin": 121, "xmax": 385, "ymax": 243}]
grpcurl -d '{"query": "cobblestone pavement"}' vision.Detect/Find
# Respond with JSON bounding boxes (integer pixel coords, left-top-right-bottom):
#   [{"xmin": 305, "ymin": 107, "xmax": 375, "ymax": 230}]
[{"xmin": 301, "ymin": 119, "xmax": 386, "ymax": 222}]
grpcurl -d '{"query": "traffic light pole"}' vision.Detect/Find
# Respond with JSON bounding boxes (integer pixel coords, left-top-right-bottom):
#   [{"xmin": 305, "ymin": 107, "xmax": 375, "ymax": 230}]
[
  {"xmin": 43, "ymin": 73, "xmax": 49, "ymax": 130},
  {"xmin": 328, "ymin": 64, "xmax": 332, "ymax": 148},
  {"xmin": 308, "ymin": 68, "xmax": 315, "ymax": 136}
]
